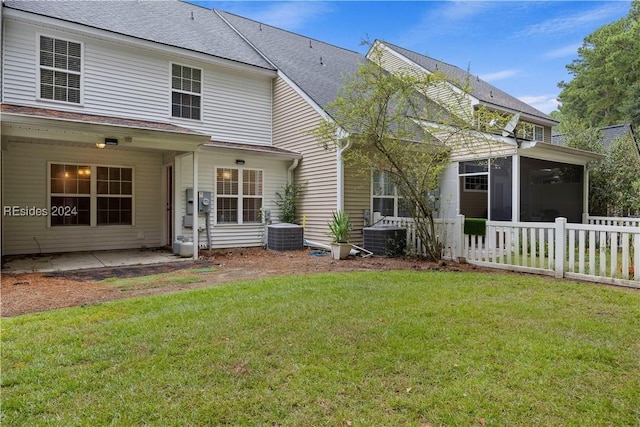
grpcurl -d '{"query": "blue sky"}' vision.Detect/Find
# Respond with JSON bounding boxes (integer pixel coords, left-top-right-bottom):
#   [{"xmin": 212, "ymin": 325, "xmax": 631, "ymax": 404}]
[{"xmin": 192, "ymin": 1, "xmax": 632, "ymax": 114}]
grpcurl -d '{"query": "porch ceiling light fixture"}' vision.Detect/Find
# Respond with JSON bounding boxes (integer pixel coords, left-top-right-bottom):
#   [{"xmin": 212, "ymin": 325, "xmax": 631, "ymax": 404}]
[{"xmin": 96, "ymin": 142, "xmax": 106, "ymax": 149}]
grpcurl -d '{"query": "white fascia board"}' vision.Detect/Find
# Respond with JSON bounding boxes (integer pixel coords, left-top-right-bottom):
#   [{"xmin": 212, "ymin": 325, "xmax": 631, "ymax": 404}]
[
  {"xmin": 478, "ymin": 102, "xmax": 558, "ymax": 127},
  {"xmin": 416, "ymin": 120, "xmax": 517, "ymax": 146},
  {"xmin": 520, "ymin": 142, "xmax": 604, "ymax": 165},
  {"xmin": 371, "ymin": 40, "xmax": 480, "ymax": 107},
  {"xmin": 4, "ymin": 9, "xmax": 277, "ymax": 78}
]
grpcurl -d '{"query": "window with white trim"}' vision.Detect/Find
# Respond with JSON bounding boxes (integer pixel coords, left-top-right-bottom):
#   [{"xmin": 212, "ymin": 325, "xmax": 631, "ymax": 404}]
[
  {"xmin": 39, "ymin": 36, "xmax": 82, "ymax": 103},
  {"xmin": 459, "ymin": 160, "xmax": 489, "ymax": 192},
  {"xmin": 97, "ymin": 167, "xmax": 133, "ymax": 225},
  {"xmin": 171, "ymin": 64, "xmax": 201, "ymax": 120},
  {"xmin": 49, "ymin": 163, "xmax": 133, "ymax": 226},
  {"xmin": 372, "ymin": 171, "xmax": 411, "ymax": 217},
  {"xmin": 516, "ymin": 122, "xmax": 544, "ymax": 142},
  {"xmin": 216, "ymin": 168, "xmax": 263, "ymax": 224}
]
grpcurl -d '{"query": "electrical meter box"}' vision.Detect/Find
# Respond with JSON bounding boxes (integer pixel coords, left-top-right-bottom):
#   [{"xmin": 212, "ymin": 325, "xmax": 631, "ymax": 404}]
[
  {"xmin": 186, "ymin": 189, "xmax": 212, "ymax": 214},
  {"xmin": 198, "ymin": 191, "xmax": 212, "ymax": 213}
]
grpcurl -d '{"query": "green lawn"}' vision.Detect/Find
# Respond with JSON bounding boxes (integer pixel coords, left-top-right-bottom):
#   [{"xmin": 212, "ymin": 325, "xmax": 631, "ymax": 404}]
[{"xmin": 2, "ymin": 271, "xmax": 639, "ymax": 426}]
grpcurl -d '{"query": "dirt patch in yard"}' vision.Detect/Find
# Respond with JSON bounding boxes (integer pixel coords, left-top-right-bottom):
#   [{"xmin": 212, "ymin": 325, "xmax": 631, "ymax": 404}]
[{"xmin": 1, "ymin": 247, "xmax": 488, "ymax": 317}]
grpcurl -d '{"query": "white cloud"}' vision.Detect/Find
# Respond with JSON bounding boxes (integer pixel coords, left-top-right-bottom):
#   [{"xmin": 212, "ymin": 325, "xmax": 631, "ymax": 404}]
[
  {"xmin": 480, "ymin": 69, "xmax": 521, "ymax": 82},
  {"xmin": 242, "ymin": 2, "xmax": 332, "ymax": 32},
  {"xmin": 519, "ymin": 95, "xmax": 560, "ymax": 114},
  {"xmin": 519, "ymin": 3, "xmax": 628, "ymax": 37},
  {"xmin": 543, "ymin": 43, "xmax": 582, "ymax": 60}
]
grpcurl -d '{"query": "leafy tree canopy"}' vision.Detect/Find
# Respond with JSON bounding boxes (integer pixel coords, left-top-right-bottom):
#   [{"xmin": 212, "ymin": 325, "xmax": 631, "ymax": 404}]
[
  {"xmin": 314, "ymin": 43, "xmax": 499, "ymax": 260},
  {"xmin": 558, "ymin": 0, "xmax": 640, "ymax": 128}
]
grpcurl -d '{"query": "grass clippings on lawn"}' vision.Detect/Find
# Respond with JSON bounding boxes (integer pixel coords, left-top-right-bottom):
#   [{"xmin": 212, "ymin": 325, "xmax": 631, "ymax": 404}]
[{"xmin": 2, "ymin": 270, "xmax": 640, "ymax": 426}]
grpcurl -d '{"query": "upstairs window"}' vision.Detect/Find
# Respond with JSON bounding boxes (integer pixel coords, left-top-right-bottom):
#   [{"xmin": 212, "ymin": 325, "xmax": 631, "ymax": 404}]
[
  {"xmin": 171, "ymin": 64, "xmax": 201, "ymax": 120},
  {"xmin": 516, "ymin": 122, "xmax": 544, "ymax": 142},
  {"xmin": 39, "ymin": 36, "xmax": 82, "ymax": 103}
]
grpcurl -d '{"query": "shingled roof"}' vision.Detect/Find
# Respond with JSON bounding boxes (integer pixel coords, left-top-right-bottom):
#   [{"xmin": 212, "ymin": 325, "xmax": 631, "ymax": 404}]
[
  {"xmin": 3, "ymin": 0, "xmax": 274, "ymax": 71},
  {"xmin": 552, "ymin": 123, "xmax": 638, "ymax": 153},
  {"xmin": 379, "ymin": 41, "xmax": 555, "ymax": 124},
  {"xmin": 217, "ymin": 10, "xmax": 366, "ymax": 111}
]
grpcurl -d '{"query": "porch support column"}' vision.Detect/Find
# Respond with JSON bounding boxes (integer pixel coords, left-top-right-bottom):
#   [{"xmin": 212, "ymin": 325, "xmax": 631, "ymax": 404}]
[
  {"xmin": 583, "ymin": 165, "xmax": 589, "ymax": 221},
  {"xmin": 192, "ymin": 150, "xmax": 199, "ymax": 260},
  {"xmin": 173, "ymin": 156, "xmax": 182, "ymax": 248},
  {"xmin": 511, "ymin": 154, "xmax": 520, "ymax": 222}
]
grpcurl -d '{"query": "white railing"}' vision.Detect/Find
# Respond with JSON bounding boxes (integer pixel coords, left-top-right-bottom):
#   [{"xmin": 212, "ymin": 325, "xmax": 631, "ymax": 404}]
[
  {"xmin": 585, "ymin": 215, "xmax": 640, "ymax": 228},
  {"xmin": 565, "ymin": 222, "xmax": 640, "ymax": 285},
  {"xmin": 465, "ymin": 220, "xmax": 558, "ymax": 277},
  {"xmin": 371, "ymin": 213, "xmax": 461, "ymax": 260},
  {"xmin": 372, "ymin": 212, "xmax": 639, "ymax": 288},
  {"xmin": 464, "ymin": 218, "xmax": 639, "ymax": 288}
]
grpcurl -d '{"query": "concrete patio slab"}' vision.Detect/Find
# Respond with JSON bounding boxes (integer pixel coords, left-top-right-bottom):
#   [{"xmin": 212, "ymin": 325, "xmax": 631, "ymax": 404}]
[{"xmin": 1, "ymin": 248, "xmax": 190, "ymax": 274}]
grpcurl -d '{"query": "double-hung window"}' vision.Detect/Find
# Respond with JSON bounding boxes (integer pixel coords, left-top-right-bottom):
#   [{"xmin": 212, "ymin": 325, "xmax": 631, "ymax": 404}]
[
  {"xmin": 372, "ymin": 171, "xmax": 411, "ymax": 217},
  {"xmin": 97, "ymin": 167, "xmax": 133, "ymax": 225},
  {"xmin": 171, "ymin": 64, "xmax": 201, "ymax": 120},
  {"xmin": 39, "ymin": 36, "xmax": 82, "ymax": 103},
  {"xmin": 50, "ymin": 164, "xmax": 91, "ymax": 225},
  {"xmin": 216, "ymin": 168, "xmax": 263, "ymax": 224},
  {"xmin": 516, "ymin": 122, "xmax": 544, "ymax": 142},
  {"xmin": 49, "ymin": 163, "xmax": 133, "ymax": 226}
]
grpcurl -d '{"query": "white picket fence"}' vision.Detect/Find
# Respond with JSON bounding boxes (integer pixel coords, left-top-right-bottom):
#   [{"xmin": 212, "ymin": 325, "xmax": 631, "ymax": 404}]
[
  {"xmin": 371, "ymin": 213, "xmax": 640, "ymax": 288},
  {"xmin": 585, "ymin": 215, "xmax": 640, "ymax": 228}
]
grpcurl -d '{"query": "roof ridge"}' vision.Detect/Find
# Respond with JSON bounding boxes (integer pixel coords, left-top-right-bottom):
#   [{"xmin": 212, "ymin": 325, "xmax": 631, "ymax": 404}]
[{"xmin": 215, "ymin": 9, "xmax": 363, "ymax": 57}]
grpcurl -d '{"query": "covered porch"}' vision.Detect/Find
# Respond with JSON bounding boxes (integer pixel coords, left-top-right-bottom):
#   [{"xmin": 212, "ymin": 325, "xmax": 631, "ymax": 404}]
[{"xmin": 0, "ymin": 104, "xmax": 209, "ymax": 260}]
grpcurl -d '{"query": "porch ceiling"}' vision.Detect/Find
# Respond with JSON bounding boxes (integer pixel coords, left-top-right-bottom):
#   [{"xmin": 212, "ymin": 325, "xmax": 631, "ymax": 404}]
[{"xmin": 0, "ymin": 104, "xmax": 210, "ymax": 151}]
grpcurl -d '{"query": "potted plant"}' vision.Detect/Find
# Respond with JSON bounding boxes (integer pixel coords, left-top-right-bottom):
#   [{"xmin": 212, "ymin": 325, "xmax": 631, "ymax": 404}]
[{"xmin": 328, "ymin": 210, "xmax": 352, "ymax": 260}]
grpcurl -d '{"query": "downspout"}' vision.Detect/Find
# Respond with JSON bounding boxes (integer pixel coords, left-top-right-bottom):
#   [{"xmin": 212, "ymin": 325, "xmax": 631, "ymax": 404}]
[
  {"xmin": 287, "ymin": 158, "xmax": 299, "ymax": 184},
  {"xmin": 336, "ymin": 130, "xmax": 351, "ymax": 211}
]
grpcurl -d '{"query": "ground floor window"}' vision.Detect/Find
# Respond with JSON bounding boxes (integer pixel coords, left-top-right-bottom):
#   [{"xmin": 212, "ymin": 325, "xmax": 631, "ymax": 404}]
[
  {"xmin": 372, "ymin": 170, "xmax": 412, "ymax": 217},
  {"xmin": 216, "ymin": 167, "xmax": 263, "ymax": 224},
  {"xmin": 49, "ymin": 163, "xmax": 133, "ymax": 226}
]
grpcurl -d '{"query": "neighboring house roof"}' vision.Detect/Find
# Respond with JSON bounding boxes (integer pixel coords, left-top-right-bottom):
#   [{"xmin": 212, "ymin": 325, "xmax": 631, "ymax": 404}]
[
  {"xmin": 378, "ymin": 41, "xmax": 556, "ymax": 125},
  {"xmin": 3, "ymin": 0, "xmax": 275, "ymax": 71},
  {"xmin": 552, "ymin": 123, "xmax": 638, "ymax": 153},
  {"xmin": 216, "ymin": 10, "xmax": 366, "ymax": 112}
]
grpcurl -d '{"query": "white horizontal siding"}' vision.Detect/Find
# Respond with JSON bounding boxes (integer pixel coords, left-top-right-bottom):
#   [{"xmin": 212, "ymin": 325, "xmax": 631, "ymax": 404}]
[
  {"xmin": 377, "ymin": 47, "xmax": 474, "ymax": 121},
  {"xmin": 2, "ymin": 140, "xmax": 163, "ymax": 255},
  {"xmin": 344, "ymin": 164, "xmax": 370, "ymax": 245},
  {"xmin": 2, "ymin": 19, "xmax": 273, "ymax": 145},
  {"xmin": 175, "ymin": 150, "xmax": 290, "ymax": 249},
  {"xmin": 272, "ymin": 77, "xmax": 337, "ymax": 245}
]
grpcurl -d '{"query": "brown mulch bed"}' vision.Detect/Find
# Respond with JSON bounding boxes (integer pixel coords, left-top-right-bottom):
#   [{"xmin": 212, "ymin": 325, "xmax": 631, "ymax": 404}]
[{"xmin": 1, "ymin": 247, "xmax": 487, "ymax": 317}]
